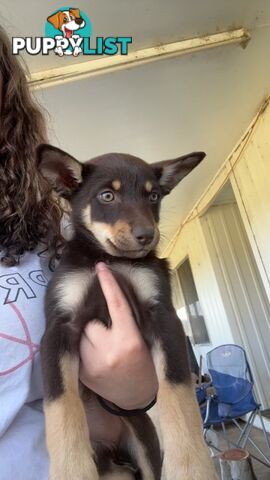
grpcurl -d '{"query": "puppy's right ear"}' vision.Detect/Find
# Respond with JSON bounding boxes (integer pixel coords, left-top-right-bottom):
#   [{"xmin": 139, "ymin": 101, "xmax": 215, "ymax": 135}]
[{"xmin": 36, "ymin": 144, "xmax": 82, "ymax": 198}]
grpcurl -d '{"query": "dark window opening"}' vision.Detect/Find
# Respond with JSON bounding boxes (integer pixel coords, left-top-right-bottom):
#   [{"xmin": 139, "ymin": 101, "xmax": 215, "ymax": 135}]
[{"xmin": 177, "ymin": 258, "xmax": 210, "ymax": 345}]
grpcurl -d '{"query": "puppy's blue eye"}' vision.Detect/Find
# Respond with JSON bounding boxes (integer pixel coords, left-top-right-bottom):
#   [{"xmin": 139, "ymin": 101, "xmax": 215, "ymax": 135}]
[
  {"xmin": 149, "ymin": 192, "xmax": 159, "ymax": 203},
  {"xmin": 99, "ymin": 191, "xmax": 115, "ymax": 203}
]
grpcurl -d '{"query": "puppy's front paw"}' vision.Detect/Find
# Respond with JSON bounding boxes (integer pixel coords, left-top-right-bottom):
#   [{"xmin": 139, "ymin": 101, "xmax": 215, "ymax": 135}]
[
  {"xmin": 54, "ymin": 47, "xmax": 64, "ymax": 56},
  {"xmin": 73, "ymin": 46, "xmax": 82, "ymax": 56}
]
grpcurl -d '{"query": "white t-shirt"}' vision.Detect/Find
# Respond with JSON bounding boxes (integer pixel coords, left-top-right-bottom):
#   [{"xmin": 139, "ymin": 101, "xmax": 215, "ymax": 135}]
[{"xmin": 0, "ymin": 247, "xmax": 53, "ymax": 480}]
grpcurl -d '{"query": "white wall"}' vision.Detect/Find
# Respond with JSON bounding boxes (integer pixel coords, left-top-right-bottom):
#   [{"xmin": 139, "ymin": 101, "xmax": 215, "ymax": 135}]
[
  {"xmin": 169, "ymin": 215, "xmax": 234, "ymax": 364},
  {"xmin": 168, "ymin": 99, "xmax": 270, "ymax": 368},
  {"xmin": 230, "ymin": 106, "xmax": 270, "ymax": 299},
  {"xmin": 201, "ymin": 202, "xmax": 270, "ymax": 407}
]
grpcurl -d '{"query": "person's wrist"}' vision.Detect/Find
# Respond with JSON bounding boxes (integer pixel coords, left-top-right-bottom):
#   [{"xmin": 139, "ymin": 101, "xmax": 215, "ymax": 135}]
[
  {"xmin": 116, "ymin": 393, "xmax": 158, "ymax": 411},
  {"xmin": 97, "ymin": 394, "xmax": 158, "ymax": 416},
  {"xmin": 112, "ymin": 374, "xmax": 159, "ymax": 410}
]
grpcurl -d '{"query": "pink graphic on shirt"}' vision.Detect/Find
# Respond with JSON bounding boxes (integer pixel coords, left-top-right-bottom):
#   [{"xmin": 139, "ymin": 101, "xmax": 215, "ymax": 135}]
[{"xmin": 0, "ymin": 303, "xmax": 40, "ymax": 376}]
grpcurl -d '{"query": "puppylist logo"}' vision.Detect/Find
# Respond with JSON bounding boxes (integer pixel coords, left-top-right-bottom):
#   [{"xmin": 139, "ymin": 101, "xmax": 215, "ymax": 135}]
[{"xmin": 12, "ymin": 7, "xmax": 132, "ymax": 57}]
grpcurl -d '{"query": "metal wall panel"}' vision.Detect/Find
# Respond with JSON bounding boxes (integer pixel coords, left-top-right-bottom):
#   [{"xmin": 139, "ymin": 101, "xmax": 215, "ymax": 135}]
[
  {"xmin": 202, "ymin": 203, "xmax": 270, "ymax": 407},
  {"xmin": 168, "ymin": 102, "xmax": 270, "ymax": 394}
]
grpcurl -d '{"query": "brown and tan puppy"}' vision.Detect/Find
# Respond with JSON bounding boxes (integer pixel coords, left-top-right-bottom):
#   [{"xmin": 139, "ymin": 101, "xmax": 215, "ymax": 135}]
[{"xmin": 37, "ymin": 145, "xmax": 218, "ymax": 480}]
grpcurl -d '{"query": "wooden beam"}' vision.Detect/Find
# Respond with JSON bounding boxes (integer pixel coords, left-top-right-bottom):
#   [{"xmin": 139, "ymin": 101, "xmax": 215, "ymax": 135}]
[{"xmin": 28, "ymin": 28, "xmax": 250, "ymax": 90}]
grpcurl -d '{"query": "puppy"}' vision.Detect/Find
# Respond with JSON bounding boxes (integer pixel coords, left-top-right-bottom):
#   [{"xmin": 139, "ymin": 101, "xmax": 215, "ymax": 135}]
[
  {"xmin": 37, "ymin": 145, "xmax": 218, "ymax": 480},
  {"xmin": 47, "ymin": 8, "xmax": 85, "ymax": 56}
]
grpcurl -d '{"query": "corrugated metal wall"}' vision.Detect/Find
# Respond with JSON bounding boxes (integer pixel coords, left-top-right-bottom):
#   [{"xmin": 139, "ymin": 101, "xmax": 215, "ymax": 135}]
[
  {"xmin": 202, "ymin": 203, "xmax": 270, "ymax": 407},
  {"xmin": 169, "ymin": 216, "xmax": 234, "ymax": 362},
  {"xmin": 231, "ymin": 107, "xmax": 270, "ymax": 299},
  {"xmin": 168, "ymin": 100, "xmax": 270, "ymax": 406}
]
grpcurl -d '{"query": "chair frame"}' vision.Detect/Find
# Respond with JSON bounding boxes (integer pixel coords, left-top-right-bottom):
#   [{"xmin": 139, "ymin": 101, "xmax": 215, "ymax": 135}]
[{"xmin": 202, "ymin": 344, "xmax": 270, "ymax": 467}]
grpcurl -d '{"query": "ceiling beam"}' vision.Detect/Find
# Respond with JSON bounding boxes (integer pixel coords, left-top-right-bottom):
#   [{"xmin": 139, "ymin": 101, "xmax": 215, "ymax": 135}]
[{"xmin": 28, "ymin": 28, "xmax": 250, "ymax": 90}]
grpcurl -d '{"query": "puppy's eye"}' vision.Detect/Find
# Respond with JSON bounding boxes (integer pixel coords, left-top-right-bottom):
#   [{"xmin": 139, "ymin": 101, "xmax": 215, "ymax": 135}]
[
  {"xmin": 149, "ymin": 192, "xmax": 160, "ymax": 203},
  {"xmin": 98, "ymin": 191, "xmax": 115, "ymax": 203},
  {"xmin": 63, "ymin": 17, "xmax": 68, "ymax": 23},
  {"xmin": 70, "ymin": 15, "xmax": 75, "ymax": 20}
]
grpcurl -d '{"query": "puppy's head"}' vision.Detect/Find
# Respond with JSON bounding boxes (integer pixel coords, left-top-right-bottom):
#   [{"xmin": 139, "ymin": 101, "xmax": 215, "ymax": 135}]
[
  {"xmin": 37, "ymin": 146, "xmax": 205, "ymax": 258},
  {"xmin": 47, "ymin": 9, "xmax": 85, "ymax": 36}
]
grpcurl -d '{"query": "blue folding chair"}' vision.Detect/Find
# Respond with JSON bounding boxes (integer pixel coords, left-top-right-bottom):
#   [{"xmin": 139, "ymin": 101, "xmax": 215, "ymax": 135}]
[{"xmin": 201, "ymin": 344, "xmax": 270, "ymax": 466}]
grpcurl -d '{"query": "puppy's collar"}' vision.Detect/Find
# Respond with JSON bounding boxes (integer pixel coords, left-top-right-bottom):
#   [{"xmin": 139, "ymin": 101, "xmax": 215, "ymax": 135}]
[{"xmin": 97, "ymin": 394, "xmax": 157, "ymax": 416}]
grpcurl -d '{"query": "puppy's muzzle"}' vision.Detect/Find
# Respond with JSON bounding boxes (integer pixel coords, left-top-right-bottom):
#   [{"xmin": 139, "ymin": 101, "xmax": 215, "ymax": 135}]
[{"xmin": 133, "ymin": 226, "xmax": 155, "ymax": 246}]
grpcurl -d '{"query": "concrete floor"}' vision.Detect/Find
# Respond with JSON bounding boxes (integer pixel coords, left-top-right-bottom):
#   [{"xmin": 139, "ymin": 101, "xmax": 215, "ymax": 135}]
[{"xmin": 209, "ymin": 421, "xmax": 270, "ymax": 479}]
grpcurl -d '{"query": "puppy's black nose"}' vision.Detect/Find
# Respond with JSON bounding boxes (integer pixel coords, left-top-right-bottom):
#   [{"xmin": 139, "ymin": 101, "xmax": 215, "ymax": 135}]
[
  {"xmin": 133, "ymin": 226, "xmax": 155, "ymax": 246},
  {"xmin": 75, "ymin": 17, "xmax": 84, "ymax": 25}
]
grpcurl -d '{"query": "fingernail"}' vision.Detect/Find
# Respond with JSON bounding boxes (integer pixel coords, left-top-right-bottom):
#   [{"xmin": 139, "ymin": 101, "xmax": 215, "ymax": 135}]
[{"xmin": 95, "ymin": 262, "xmax": 107, "ymax": 272}]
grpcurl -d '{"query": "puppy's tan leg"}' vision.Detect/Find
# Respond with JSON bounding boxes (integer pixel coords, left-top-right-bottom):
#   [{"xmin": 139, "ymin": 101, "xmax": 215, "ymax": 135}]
[
  {"xmin": 123, "ymin": 414, "xmax": 162, "ymax": 480},
  {"xmin": 100, "ymin": 465, "xmax": 135, "ymax": 479},
  {"xmin": 153, "ymin": 343, "xmax": 217, "ymax": 480},
  {"xmin": 44, "ymin": 353, "xmax": 98, "ymax": 480}
]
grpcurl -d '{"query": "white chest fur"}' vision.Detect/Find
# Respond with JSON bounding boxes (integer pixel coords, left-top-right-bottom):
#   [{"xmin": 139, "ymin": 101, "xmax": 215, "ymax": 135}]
[
  {"xmin": 55, "ymin": 263, "xmax": 159, "ymax": 313},
  {"xmin": 110, "ymin": 263, "xmax": 159, "ymax": 304}
]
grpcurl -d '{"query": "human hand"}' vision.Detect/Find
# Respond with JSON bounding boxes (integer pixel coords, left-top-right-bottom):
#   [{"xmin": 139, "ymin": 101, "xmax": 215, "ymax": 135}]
[{"xmin": 79, "ymin": 262, "xmax": 158, "ymax": 410}]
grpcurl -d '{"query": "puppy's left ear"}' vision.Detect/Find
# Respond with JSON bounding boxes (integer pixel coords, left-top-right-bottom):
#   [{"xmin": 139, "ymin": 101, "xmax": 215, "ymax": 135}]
[
  {"xmin": 151, "ymin": 151, "xmax": 205, "ymax": 195},
  {"xmin": 47, "ymin": 12, "xmax": 61, "ymax": 30},
  {"xmin": 36, "ymin": 144, "xmax": 83, "ymax": 198}
]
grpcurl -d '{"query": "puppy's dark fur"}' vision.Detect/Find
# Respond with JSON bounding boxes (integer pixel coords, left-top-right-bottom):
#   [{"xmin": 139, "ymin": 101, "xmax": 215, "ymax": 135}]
[{"xmin": 38, "ymin": 146, "xmax": 216, "ymax": 480}]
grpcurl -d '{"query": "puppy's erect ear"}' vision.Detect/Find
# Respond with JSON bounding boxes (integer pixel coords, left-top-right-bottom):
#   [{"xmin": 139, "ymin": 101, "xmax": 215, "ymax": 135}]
[
  {"xmin": 36, "ymin": 144, "xmax": 82, "ymax": 198},
  {"xmin": 151, "ymin": 151, "xmax": 205, "ymax": 195},
  {"xmin": 69, "ymin": 8, "xmax": 81, "ymax": 18},
  {"xmin": 47, "ymin": 11, "xmax": 61, "ymax": 30}
]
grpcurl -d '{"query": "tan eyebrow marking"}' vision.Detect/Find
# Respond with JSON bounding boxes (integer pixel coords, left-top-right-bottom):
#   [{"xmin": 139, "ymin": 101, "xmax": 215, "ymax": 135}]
[
  {"xmin": 145, "ymin": 181, "xmax": 153, "ymax": 192},
  {"xmin": 112, "ymin": 179, "xmax": 121, "ymax": 190},
  {"xmin": 81, "ymin": 205, "xmax": 92, "ymax": 231}
]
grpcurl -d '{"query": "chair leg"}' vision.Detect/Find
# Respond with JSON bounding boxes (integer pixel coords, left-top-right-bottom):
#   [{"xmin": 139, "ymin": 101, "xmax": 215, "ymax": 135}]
[
  {"xmin": 221, "ymin": 422, "xmax": 230, "ymax": 450},
  {"xmin": 233, "ymin": 413, "xmax": 270, "ymax": 466},
  {"xmin": 204, "ymin": 427, "xmax": 220, "ymax": 453},
  {"xmin": 233, "ymin": 412, "xmax": 255, "ymax": 448},
  {"xmin": 234, "ymin": 416, "xmax": 256, "ymax": 450},
  {"xmin": 236, "ymin": 413, "xmax": 256, "ymax": 449},
  {"xmin": 258, "ymin": 410, "xmax": 270, "ymax": 451}
]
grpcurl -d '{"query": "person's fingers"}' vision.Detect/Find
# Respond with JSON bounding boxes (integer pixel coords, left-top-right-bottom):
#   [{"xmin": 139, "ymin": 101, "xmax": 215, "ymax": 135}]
[
  {"xmin": 95, "ymin": 262, "xmax": 133, "ymax": 323},
  {"xmin": 83, "ymin": 320, "xmax": 108, "ymax": 346}
]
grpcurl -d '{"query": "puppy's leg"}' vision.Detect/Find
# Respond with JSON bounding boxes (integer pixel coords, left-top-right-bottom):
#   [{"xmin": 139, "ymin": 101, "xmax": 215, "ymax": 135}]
[
  {"xmin": 157, "ymin": 378, "xmax": 217, "ymax": 480},
  {"xmin": 152, "ymin": 317, "xmax": 217, "ymax": 480},
  {"xmin": 100, "ymin": 468, "xmax": 134, "ymax": 480},
  {"xmin": 123, "ymin": 414, "xmax": 162, "ymax": 480},
  {"xmin": 42, "ymin": 329, "xmax": 98, "ymax": 480}
]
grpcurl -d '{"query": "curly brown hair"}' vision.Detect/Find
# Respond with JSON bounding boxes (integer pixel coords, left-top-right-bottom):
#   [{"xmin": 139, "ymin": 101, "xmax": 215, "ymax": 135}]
[{"xmin": 0, "ymin": 26, "xmax": 64, "ymax": 267}]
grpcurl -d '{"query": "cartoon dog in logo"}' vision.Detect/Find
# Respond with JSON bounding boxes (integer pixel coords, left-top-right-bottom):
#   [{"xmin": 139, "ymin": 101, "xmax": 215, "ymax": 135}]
[{"xmin": 47, "ymin": 8, "xmax": 85, "ymax": 56}]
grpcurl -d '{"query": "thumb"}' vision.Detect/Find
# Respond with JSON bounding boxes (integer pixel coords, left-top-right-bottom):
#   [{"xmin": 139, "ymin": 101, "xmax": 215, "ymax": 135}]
[{"xmin": 95, "ymin": 262, "xmax": 133, "ymax": 326}]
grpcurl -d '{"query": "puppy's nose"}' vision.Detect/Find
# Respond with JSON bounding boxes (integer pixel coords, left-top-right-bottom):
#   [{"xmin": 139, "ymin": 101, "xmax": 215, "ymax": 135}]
[
  {"xmin": 133, "ymin": 226, "xmax": 155, "ymax": 246},
  {"xmin": 75, "ymin": 17, "xmax": 84, "ymax": 25}
]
